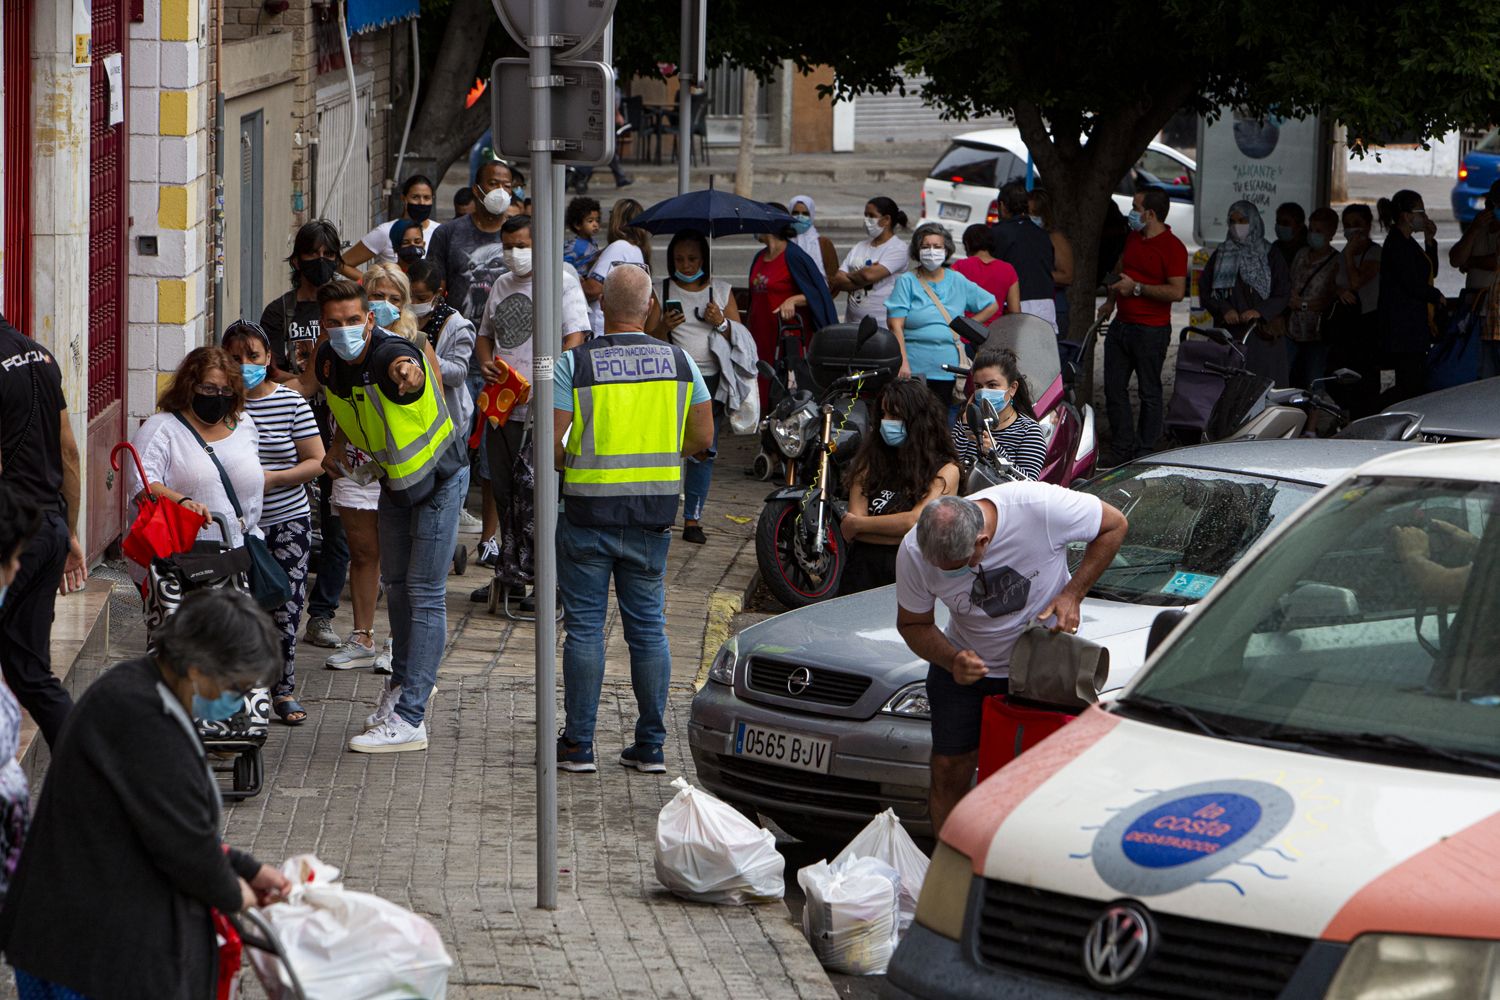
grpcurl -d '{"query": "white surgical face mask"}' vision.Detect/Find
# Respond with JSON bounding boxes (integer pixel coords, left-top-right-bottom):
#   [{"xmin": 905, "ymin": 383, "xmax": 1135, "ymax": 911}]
[
  {"xmin": 864, "ymin": 216, "xmax": 883, "ymax": 238},
  {"xmin": 1230, "ymin": 222, "xmax": 1251, "ymax": 241},
  {"xmin": 918, "ymin": 247, "xmax": 947, "ymax": 270},
  {"xmin": 411, "ymin": 300, "xmax": 435, "ymax": 318},
  {"xmin": 481, "ymin": 186, "xmax": 512, "ymax": 216},
  {"xmin": 503, "ymin": 247, "xmax": 533, "ymax": 276}
]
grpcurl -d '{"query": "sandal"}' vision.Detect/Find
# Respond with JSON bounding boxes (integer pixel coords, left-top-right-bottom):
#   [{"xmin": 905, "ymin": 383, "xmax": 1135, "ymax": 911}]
[{"xmin": 273, "ymin": 697, "xmax": 308, "ymax": 726}]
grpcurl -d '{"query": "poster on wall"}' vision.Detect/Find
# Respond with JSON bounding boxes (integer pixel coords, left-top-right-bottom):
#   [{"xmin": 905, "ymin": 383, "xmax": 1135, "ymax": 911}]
[
  {"xmin": 104, "ymin": 54, "xmax": 124, "ymax": 126},
  {"xmin": 1194, "ymin": 108, "xmax": 1327, "ymax": 246},
  {"xmin": 73, "ymin": 0, "xmax": 92, "ymax": 66}
]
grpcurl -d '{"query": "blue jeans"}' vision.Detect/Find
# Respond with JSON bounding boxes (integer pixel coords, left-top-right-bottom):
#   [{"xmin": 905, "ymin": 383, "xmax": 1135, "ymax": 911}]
[
  {"xmin": 379, "ymin": 466, "xmax": 469, "ymax": 725},
  {"xmin": 306, "ymin": 477, "xmax": 349, "ymax": 620},
  {"xmin": 557, "ymin": 521, "xmax": 673, "ymax": 748},
  {"xmin": 683, "ymin": 389, "xmax": 724, "ymax": 523}
]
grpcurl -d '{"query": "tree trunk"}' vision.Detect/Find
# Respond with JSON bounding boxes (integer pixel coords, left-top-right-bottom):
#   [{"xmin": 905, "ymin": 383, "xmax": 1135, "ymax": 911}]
[
  {"xmin": 1330, "ymin": 123, "xmax": 1349, "ymax": 203},
  {"xmin": 397, "ymin": 0, "xmax": 494, "ymax": 191},
  {"xmin": 734, "ymin": 71, "xmax": 758, "ymax": 196}
]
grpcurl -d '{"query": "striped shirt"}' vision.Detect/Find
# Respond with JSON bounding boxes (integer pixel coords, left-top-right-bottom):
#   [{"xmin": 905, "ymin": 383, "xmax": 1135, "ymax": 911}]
[
  {"xmin": 244, "ymin": 385, "xmax": 319, "ymax": 524},
  {"xmin": 951, "ymin": 411, "xmax": 1049, "ymax": 481}
]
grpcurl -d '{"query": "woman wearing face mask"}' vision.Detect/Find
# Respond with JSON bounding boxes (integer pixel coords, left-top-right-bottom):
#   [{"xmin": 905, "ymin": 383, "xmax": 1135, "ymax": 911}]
[
  {"xmin": 884, "ymin": 223, "xmax": 998, "ymax": 409},
  {"xmin": 408, "ymin": 259, "xmax": 477, "ymax": 449},
  {"xmin": 0, "ymin": 589, "xmax": 293, "ymax": 1000},
  {"xmin": 389, "ymin": 219, "xmax": 427, "ymax": 273},
  {"xmin": 260, "ymin": 219, "xmax": 343, "ymax": 389},
  {"xmin": 220, "ymin": 321, "xmax": 325, "ymax": 725},
  {"xmin": 1027, "ymin": 188, "xmax": 1075, "ymax": 335},
  {"xmin": 746, "ymin": 204, "xmax": 840, "ymax": 408},
  {"xmin": 1328, "ymin": 204, "xmax": 1383, "ymax": 416},
  {"xmin": 838, "ymin": 378, "xmax": 960, "ymax": 594},
  {"xmin": 581, "ymin": 198, "xmax": 653, "ymax": 338},
  {"xmin": 950, "ymin": 347, "xmax": 1048, "ymax": 481},
  {"xmin": 340, "ymin": 175, "xmax": 439, "ymax": 279},
  {"xmin": 651, "ymin": 230, "xmax": 744, "ymax": 544},
  {"xmin": 831, "ymin": 196, "xmax": 910, "ymax": 326},
  {"xmin": 1201, "ymin": 200, "xmax": 1292, "ymax": 387},
  {"xmin": 788, "ymin": 195, "xmax": 839, "ymax": 280},
  {"xmin": 1375, "ymin": 189, "xmax": 1444, "ymax": 406},
  {"xmin": 1285, "ymin": 207, "xmax": 1342, "ymax": 390}
]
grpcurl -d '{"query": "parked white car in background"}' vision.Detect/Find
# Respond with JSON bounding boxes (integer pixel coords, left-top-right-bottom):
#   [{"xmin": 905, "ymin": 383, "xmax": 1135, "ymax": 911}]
[{"xmin": 919, "ymin": 128, "xmax": 1198, "ymax": 248}]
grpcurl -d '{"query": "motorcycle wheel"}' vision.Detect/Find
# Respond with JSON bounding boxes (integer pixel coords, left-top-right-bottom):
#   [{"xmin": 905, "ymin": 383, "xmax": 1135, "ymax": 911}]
[{"xmin": 755, "ymin": 498, "xmax": 846, "ymax": 609}]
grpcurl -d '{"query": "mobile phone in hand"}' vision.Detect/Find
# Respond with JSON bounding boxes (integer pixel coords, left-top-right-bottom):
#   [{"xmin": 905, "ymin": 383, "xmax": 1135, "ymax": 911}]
[{"xmin": 665, "ymin": 299, "xmax": 683, "ymax": 316}]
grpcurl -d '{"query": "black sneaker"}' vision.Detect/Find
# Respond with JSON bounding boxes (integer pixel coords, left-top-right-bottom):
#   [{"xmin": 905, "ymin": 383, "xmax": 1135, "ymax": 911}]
[
  {"xmin": 682, "ymin": 524, "xmax": 707, "ymax": 545},
  {"xmin": 469, "ymin": 583, "xmax": 491, "ymax": 603},
  {"xmin": 618, "ymin": 744, "xmax": 666, "ymax": 773}
]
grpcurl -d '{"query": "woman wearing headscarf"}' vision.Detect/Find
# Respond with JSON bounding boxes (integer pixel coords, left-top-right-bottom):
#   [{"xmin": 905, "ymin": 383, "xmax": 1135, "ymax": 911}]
[
  {"xmin": 788, "ymin": 195, "xmax": 839, "ymax": 280},
  {"xmin": 1201, "ymin": 200, "xmax": 1292, "ymax": 387}
]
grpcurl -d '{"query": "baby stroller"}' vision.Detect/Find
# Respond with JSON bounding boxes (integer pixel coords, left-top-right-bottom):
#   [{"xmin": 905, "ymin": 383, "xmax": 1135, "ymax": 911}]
[
  {"xmin": 485, "ymin": 421, "xmax": 559, "ymax": 622},
  {"xmin": 1164, "ymin": 325, "xmax": 1272, "ymax": 445},
  {"xmin": 143, "ymin": 512, "xmax": 273, "ymax": 801}
]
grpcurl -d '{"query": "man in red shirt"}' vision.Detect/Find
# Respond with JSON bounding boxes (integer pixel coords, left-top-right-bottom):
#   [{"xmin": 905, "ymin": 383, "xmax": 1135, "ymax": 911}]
[{"xmin": 1096, "ymin": 186, "xmax": 1187, "ymax": 465}]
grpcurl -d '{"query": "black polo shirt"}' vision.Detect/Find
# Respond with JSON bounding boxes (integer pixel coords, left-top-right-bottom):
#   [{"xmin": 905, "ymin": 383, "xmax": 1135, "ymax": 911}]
[
  {"xmin": 0, "ymin": 314, "xmax": 66, "ymax": 514},
  {"xmin": 988, "ymin": 216, "xmax": 1057, "ymax": 301}
]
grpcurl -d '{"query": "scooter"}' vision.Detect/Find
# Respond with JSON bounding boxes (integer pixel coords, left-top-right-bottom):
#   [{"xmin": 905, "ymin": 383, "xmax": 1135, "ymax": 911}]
[{"xmin": 1187, "ymin": 326, "xmax": 1361, "ymax": 440}]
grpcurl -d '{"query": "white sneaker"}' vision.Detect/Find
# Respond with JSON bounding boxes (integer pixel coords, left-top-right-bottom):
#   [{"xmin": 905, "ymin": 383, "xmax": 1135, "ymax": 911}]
[
  {"xmin": 325, "ymin": 635, "xmax": 378, "ymax": 670},
  {"xmin": 365, "ymin": 681, "xmax": 402, "ymax": 729},
  {"xmin": 349, "ymin": 715, "xmax": 428, "ymax": 753},
  {"xmin": 304, "ymin": 616, "xmax": 340, "ymax": 648},
  {"xmin": 457, "ymin": 509, "xmax": 483, "ymax": 533},
  {"xmin": 373, "ymin": 638, "xmax": 393, "ymax": 674},
  {"xmin": 478, "ymin": 536, "xmax": 499, "ymax": 568}
]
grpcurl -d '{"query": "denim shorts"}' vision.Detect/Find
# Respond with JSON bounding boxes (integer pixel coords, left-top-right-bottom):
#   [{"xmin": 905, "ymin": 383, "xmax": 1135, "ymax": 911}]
[{"xmin": 927, "ymin": 663, "xmax": 1009, "ymax": 756}]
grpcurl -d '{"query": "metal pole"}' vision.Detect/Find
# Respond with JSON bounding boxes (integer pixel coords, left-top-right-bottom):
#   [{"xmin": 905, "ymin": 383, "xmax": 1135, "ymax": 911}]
[
  {"xmin": 529, "ymin": 0, "xmax": 559, "ymax": 912},
  {"xmin": 677, "ymin": 0, "xmax": 691, "ymax": 195}
]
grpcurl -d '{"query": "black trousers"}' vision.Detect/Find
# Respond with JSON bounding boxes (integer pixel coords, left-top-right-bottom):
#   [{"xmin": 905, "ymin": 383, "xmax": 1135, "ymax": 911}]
[
  {"xmin": 1104, "ymin": 321, "xmax": 1171, "ymax": 459},
  {"xmin": 0, "ymin": 510, "xmax": 74, "ymax": 746}
]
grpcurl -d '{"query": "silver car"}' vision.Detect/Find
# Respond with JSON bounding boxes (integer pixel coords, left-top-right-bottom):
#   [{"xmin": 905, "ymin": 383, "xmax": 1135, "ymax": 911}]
[{"xmin": 689, "ymin": 439, "xmax": 1419, "ymax": 840}]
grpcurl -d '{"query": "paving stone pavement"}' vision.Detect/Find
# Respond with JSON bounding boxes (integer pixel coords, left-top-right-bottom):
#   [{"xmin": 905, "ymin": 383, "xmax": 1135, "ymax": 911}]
[{"xmin": 11, "ymin": 434, "xmax": 837, "ymax": 1000}]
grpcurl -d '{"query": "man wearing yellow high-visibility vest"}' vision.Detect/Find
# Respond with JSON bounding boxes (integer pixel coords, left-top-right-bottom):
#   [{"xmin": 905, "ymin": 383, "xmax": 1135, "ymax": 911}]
[
  {"xmin": 552, "ymin": 264, "xmax": 713, "ymax": 774},
  {"xmin": 315, "ymin": 278, "xmax": 469, "ymax": 754}
]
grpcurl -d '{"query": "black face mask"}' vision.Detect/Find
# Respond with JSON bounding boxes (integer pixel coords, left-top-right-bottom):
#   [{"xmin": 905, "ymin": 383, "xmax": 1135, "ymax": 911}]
[
  {"xmin": 191, "ymin": 393, "xmax": 233, "ymax": 426},
  {"xmin": 297, "ymin": 257, "xmax": 338, "ymax": 288},
  {"xmin": 406, "ymin": 203, "xmax": 433, "ymax": 224},
  {"xmin": 397, "ymin": 245, "xmax": 425, "ymax": 264}
]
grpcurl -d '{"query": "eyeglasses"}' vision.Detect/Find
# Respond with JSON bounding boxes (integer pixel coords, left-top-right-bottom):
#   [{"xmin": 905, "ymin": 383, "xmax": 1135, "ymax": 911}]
[{"xmin": 193, "ymin": 384, "xmax": 235, "ymax": 397}]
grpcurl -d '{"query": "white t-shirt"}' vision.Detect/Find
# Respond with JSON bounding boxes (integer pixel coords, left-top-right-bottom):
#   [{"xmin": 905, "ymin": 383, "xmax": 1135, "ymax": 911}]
[
  {"xmin": 895, "ymin": 482, "xmax": 1103, "ymax": 676},
  {"xmin": 842, "ymin": 236, "xmax": 909, "ymax": 326},
  {"xmin": 479, "ymin": 268, "xmax": 591, "ymax": 420},
  {"xmin": 663, "ymin": 277, "xmax": 734, "ymax": 374},
  {"xmin": 358, "ymin": 218, "xmax": 440, "ymax": 264},
  {"xmin": 587, "ymin": 239, "xmax": 646, "ymax": 336},
  {"xmin": 126, "ymin": 411, "xmax": 265, "ymax": 551}
]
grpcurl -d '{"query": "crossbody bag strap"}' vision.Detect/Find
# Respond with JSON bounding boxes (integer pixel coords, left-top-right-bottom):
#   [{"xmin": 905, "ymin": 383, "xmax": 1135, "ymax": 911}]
[
  {"xmin": 1298, "ymin": 252, "xmax": 1337, "ymax": 296},
  {"xmin": 171, "ymin": 411, "xmax": 245, "ymax": 523},
  {"xmin": 916, "ymin": 274, "xmax": 954, "ymax": 324}
]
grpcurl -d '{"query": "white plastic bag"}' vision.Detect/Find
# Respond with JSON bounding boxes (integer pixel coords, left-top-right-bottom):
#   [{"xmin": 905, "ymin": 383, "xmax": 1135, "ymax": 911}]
[
  {"xmin": 798, "ymin": 855, "xmax": 902, "ymax": 975},
  {"xmin": 249, "ymin": 854, "xmax": 453, "ymax": 1000},
  {"xmin": 654, "ymin": 776, "xmax": 785, "ymax": 904},
  {"xmin": 834, "ymin": 808, "xmax": 930, "ymax": 934}
]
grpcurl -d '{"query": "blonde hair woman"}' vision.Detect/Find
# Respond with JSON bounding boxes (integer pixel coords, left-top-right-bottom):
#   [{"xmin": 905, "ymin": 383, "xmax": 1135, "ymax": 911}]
[{"xmin": 364, "ymin": 261, "xmax": 420, "ymax": 342}]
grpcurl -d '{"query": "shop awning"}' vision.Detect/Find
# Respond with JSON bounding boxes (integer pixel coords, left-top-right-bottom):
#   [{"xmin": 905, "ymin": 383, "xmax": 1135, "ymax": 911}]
[{"xmin": 346, "ymin": 0, "xmax": 419, "ymax": 34}]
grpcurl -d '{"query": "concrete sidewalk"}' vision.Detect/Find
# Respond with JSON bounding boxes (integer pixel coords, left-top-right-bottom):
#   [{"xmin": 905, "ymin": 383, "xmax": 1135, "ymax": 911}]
[{"xmin": 14, "ymin": 435, "xmax": 837, "ymax": 1000}]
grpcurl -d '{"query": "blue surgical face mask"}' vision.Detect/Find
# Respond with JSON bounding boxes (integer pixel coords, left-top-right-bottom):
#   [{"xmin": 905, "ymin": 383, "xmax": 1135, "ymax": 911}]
[
  {"xmin": 1307, "ymin": 232, "xmax": 1328, "ymax": 250},
  {"xmin": 240, "ymin": 363, "xmax": 267, "ymax": 391},
  {"xmin": 192, "ymin": 684, "xmax": 243, "ymax": 722},
  {"xmin": 329, "ymin": 323, "xmax": 368, "ymax": 361},
  {"xmin": 1028, "ymin": 215, "xmax": 1044, "ymax": 228},
  {"xmin": 370, "ymin": 300, "xmax": 401, "ymax": 328},
  {"xmin": 940, "ymin": 564, "xmax": 972, "ymax": 578},
  {"xmin": 674, "ymin": 269, "xmax": 704, "ymax": 284},
  {"xmin": 976, "ymin": 387, "xmax": 1009, "ymax": 411},
  {"xmin": 791, "ymin": 214, "xmax": 812, "ymax": 234},
  {"xmin": 1275, "ymin": 224, "xmax": 1296, "ymax": 242},
  {"xmin": 879, "ymin": 418, "xmax": 907, "ymax": 446},
  {"xmin": 1127, "ymin": 209, "xmax": 1145, "ymax": 232}
]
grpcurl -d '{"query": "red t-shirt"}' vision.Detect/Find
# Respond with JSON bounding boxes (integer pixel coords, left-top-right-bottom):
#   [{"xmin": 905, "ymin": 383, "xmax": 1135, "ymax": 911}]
[
  {"xmin": 952, "ymin": 256, "xmax": 1019, "ymax": 325},
  {"xmin": 748, "ymin": 249, "xmax": 798, "ymax": 355},
  {"xmin": 1117, "ymin": 226, "xmax": 1188, "ymax": 326}
]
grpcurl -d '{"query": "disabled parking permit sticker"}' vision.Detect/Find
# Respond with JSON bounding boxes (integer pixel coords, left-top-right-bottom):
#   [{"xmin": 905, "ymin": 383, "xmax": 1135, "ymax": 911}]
[{"xmin": 1161, "ymin": 571, "xmax": 1218, "ymax": 600}]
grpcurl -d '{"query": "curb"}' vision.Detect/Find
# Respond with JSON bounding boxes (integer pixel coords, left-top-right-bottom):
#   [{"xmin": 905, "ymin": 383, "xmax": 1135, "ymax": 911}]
[{"xmin": 695, "ymin": 589, "xmax": 744, "ymax": 690}]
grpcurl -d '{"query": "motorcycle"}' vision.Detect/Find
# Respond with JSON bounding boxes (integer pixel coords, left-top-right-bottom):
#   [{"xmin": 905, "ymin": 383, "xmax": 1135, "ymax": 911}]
[
  {"xmin": 754, "ymin": 317, "xmax": 901, "ymax": 609},
  {"xmin": 1186, "ymin": 326, "xmax": 1361, "ymax": 440}
]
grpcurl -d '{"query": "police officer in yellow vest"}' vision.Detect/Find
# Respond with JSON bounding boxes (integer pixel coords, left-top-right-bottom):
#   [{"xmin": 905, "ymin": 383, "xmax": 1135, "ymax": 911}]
[
  {"xmin": 315, "ymin": 278, "xmax": 469, "ymax": 754},
  {"xmin": 552, "ymin": 265, "xmax": 713, "ymax": 774}
]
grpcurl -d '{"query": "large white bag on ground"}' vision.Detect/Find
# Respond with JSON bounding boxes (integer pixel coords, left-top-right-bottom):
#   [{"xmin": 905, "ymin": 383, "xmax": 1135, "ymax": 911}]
[
  {"xmin": 249, "ymin": 854, "xmax": 453, "ymax": 1000},
  {"xmin": 798, "ymin": 855, "xmax": 902, "ymax": 975},
  {"xmin": 654, "ymin": 776, "xmax": 785, "ymax": 904},
  {"xmin": 834, "ymin": 808, "xmax": 930, "ymax": 934}
]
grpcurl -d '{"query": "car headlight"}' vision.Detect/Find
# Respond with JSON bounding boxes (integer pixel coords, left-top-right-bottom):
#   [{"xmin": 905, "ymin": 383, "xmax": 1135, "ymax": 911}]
[
  {"xmin": 771, "ymin": 406, "xmax": 817, "ymax": 457},
  {"xmin": 914, "ymin": 842, "xmax": 973, "ymax": 941},
  {"xmin": 881, "ymin": 683, "xmax": 931, "ymax": 719},
  {"xmin": 1326, "ymin": 935, "xmax": 1500, "ymax": 998},
  {"xmin": 707, "ymin": 638, "xmax": 738, "ymax": 686}
]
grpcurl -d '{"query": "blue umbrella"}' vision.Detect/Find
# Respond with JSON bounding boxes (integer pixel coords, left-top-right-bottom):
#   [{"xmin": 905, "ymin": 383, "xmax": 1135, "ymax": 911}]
[{"xmin": 631, "ymin": 189, "xmax": 794, "ymax": 238}]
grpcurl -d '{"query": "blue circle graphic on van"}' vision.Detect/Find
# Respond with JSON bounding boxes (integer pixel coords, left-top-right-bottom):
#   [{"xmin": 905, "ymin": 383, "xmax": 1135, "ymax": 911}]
[{"xmin": 1120, "ymin": 792, "xmax": 1262, "ymax": 868}]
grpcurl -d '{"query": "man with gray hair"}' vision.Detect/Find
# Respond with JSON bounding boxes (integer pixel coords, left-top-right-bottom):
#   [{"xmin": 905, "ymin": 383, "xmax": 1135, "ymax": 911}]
[
  {"xmin": 551, "ymin": 263, "xmax": 714, "ymax": 774},
  {"xmin": 897, "ymin": 482, "xmax": 1126, "ymax": 831}
]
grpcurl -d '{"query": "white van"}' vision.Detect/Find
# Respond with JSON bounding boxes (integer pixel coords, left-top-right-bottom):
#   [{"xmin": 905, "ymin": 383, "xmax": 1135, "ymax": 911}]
[{"xmin": 887, "ymin": 440, "xmax": 1500, "ymax": 999}]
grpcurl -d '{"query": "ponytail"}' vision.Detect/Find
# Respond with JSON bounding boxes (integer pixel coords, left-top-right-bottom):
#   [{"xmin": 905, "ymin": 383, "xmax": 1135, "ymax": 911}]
[
  {"xmin": 867, "ymin": 196, "xmax": 908, "ymax": 232},
  {"xmin": 1377, "ymin": 189, "xmax": 1422, "ymax": 232}
]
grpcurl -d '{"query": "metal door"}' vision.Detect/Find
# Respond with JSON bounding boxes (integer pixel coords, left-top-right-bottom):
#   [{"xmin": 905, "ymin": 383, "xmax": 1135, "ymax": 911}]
[
  {"xmin": 238, "ymin": 111, "xmax": 265, "ymax": 321},
  {"xmin": 314, "ymin": 82, "xmax": 372, "ymax": 248},
  {"xmin": 2, "ymin": 0, "xmax": 32, "ymax": 325},
  {"xmin": 87, "ymin": 0, "xmax": 128, "ymax": 560}
]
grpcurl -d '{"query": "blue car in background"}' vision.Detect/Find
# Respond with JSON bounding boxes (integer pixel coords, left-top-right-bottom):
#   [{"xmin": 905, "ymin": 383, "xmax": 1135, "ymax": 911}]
[{"xmin": 1451, "ymin": 126, "xmax": 1500, "ymax": 228}]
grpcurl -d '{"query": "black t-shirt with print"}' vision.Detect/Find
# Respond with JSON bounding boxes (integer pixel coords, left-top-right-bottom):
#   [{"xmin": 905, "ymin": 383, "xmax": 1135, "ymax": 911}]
[
  {"xmin": 0, "ymin": 314, "xmax": 66, "ymax": 513},
  {"xmin": 259, "ymin": 292, "xmax": 322, "ymax": 373}
]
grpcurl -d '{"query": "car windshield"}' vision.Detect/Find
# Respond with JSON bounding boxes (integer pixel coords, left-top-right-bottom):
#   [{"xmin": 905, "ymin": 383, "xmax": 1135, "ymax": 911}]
[
  {"xmin": 1066, "ymin": 464, "xmax": 1317, "ymax": 606},
  {"xmin": 1126, "ymin": 477, "xmax": 1500, "ymax": 772},
  {"xmin": 927, "ymin": 143, "xmax": 1026, "ymax": 187}
]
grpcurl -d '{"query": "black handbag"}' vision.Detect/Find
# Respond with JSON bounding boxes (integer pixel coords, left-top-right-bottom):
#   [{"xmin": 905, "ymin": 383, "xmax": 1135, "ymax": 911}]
[{"xmin": 172, "ymin": 413, "xmax": 292, "ymax": 610}]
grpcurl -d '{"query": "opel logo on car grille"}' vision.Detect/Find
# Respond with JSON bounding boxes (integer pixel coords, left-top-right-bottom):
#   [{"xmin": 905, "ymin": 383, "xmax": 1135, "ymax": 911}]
[
  {"xmin": 1082, "ymin": 903, "xmax": 1153, "ymax": 987},
  {"xmin": 786, "ymin": 667, "xmax": 813, "ymax": 696}
]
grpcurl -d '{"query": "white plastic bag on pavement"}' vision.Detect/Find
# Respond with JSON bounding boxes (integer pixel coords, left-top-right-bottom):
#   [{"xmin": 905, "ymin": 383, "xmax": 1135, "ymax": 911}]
[
  {"xmin": 248, "ymin": 854, "xmax": 453, "ymax": 1000},
  {"xmin": 654, "ymin": 776, "xmax": 786, "ymax": 904},
  {"xmin": 834, "ymin": 808, "xmax": 930, "ymax": 934},
  {"xmin": 798, "ymin": 855, "xmax": 902, "ymax": 975}
]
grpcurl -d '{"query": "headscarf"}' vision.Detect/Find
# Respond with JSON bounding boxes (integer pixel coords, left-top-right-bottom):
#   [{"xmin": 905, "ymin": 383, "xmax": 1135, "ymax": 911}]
[
  {"xmin": 1211, "ymin": 200, "xmax": 1273, "ymax": 299},
  {"xmin": 789, "ymin": 195, "xmax": 826, "ymax": 279}
]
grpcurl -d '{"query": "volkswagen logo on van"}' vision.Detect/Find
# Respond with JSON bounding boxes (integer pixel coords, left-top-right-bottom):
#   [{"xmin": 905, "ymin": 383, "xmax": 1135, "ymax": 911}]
[
  {"xmin": 1082, "ymin": 903, "xmax": 1153, "ymax": 987},
  {"xmin": 786, "ymin": 667, "xmax": 813, "ymax": 696}
]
